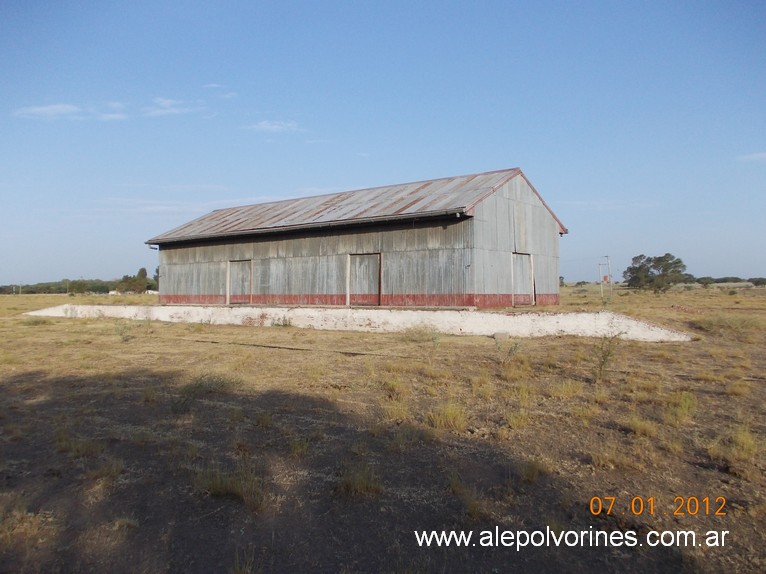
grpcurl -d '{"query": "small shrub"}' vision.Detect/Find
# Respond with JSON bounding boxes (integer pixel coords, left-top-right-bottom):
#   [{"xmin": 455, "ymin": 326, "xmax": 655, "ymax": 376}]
[
  {"xmin": 21, "ymin": 317, "xmax": 52, "ymax": 326},
  {"xmin": 290, "ymin": 438, "xmax": 309, "ymax": 459},
  {"xmin": 427, "ymin": 402, "xmax": 468, "ymax": 432},
  {"xmin": 496, "ymin": 340, "xmax": 522, "ymax": 366},
  {"xmin": 255, "ymin": 412, "xmax": 273, "ymax": 428},
  {"xmin": 87, "ymin": 457, "xmax": 124, "ymax": 483},
  {"xmin": 592, "ymin": 334, "xmax": 620, "ymax": 384},
  {"xmin": 387, "ymin": 427, "xmax": 423, "ymax": 453},
  {"xmin": 230, "ymin": 548, "xmax": 257, "ymax": 574},
  {"xmin": 726, "ymin": 379, "xmax": 750, "ymax": 396},
  {"xmin": 114, "ymin": 321, "xmax": 134, "ymax": 342},
  {"xmin": 548, "ymin": 379, "xmax": 583, "ymax": 399},
  {"xmin": 516, "ymin": 458, "xmax": 552, "ymax": 484},
  {"xmin": 665, "ymin": 391, "xmax": 696, "ymax": 425},
  {"xmin": 589, "ymin": 440, "xmax": 634, "ymax": 470},
  {"xmin": 170, "ymin": 395, "xmax": 193, "ymax": 415},
  {"xmin": 336, "ymin": 463, "xmax": 382, "ymax": 497},
  {"xmin": 382, "ymin": 400, "xmax": 410, "ymax": 422},
  {"xmin": 400, "ymin": 325, "xmax": 441, "ymax": 344},
  {"xmin": 142, "ymin": 387, "xmax": 158, "ymax": 403},
  {"xmin": 505, "ymin": 408, "xmax": 530, "ymax": 429},
  {"xmin": 511, "ymin": 381, "xmax": 533, "ymax": 406},
  {"xmin": 229, "ymin": 406, "xmax": 245, "ymax": 424},
  {"xmin": 181, "ymin": 374, "xmax": 240, "ymax": 396},
  {"xmin": 499, "ymin": 354, "xmax": 532, "ymax": 383},
  {"xmin": 193, "ymin": 460, "xmax": 264, "ymax": 511},
  {"xmin": 448, "ymin": 473, "xmax": 487, "ymax": 520},
  {"xmin": 571, "ymin": 404, "xmax": 599, "ymax": 426},
  {"xmin": 470, "ymin": 372, "xmax": 493, "ymax": 400},
  {"xmin": 626, "ymin": 415, "xmax": 659, "ymax": 438},
  {"xmin": 709, "ymin": 425, "xmax": 759, "ymax": 469},
  {"xmin": 55, "ymin": 429, "xmax": 104, "ymax": 458},
  {"xmin": 383, "ymin": 378, "xmax": 408, "ymax": 402}
]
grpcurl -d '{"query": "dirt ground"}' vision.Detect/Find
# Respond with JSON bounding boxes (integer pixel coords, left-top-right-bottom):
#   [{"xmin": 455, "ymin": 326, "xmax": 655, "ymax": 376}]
[{"xmin": 1, "ymin": 285, "xmax": 764, "ymax": 573}]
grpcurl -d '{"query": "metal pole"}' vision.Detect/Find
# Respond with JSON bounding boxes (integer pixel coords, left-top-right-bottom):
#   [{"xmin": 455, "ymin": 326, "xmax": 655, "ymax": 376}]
[
  {"xmin": 598, "ymin": 263, "xmax": 604, "ymax": 301},
  {"xmin": 606, "ymin": 255, "xmax": 613, "ymax": 298}
]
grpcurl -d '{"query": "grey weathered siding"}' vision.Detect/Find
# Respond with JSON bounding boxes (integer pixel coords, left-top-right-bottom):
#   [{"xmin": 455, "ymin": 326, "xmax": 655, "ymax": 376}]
[
  {"xmin": 470, "ymin": 176, "xmax": 560, "ymax": 302},
  {"xmin": 159, "ymin": 218, "xmax": 474, "ymax": 304}
]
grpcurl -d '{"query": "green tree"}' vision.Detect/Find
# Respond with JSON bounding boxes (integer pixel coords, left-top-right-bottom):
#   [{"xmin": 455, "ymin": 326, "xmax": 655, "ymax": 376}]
[
  {"xmin": 623, "ymin": 253, "xmax": 687, "ymax": 293},
  {"xmin": 116, "ymin": 268, "xmax": 151, "ymax": 293}
]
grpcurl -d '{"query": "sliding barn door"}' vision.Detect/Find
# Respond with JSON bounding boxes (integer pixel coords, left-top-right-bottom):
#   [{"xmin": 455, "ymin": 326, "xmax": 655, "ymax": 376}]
[{"xmin": 349, "ymin": 253, "xmax": 381, "ymax": 306}]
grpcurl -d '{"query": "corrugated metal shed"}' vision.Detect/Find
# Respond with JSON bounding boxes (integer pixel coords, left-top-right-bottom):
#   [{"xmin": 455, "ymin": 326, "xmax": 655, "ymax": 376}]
[{"xmin": 147, "ymin": 168, "xmax": 567, "ymax": 245}]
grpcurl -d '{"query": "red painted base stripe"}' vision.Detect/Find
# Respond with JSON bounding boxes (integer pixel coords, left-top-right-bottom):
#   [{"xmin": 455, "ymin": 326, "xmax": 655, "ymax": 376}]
[{"xmin": 160, "ymin": 293, "xmax": 559, "ymax": 308}]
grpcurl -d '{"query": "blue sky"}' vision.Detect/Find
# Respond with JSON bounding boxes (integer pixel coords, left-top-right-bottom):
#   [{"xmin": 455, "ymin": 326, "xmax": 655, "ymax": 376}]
[{"xmin": 1, "ymin": 0, "xmax": 764, "ymax": 285}]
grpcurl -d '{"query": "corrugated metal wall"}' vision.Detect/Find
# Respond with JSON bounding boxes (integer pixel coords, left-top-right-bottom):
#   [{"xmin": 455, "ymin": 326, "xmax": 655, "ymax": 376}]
[
  {"xmin": 470, "ymin": 176, "xmax": 560, "ymax": 304},
  {"xmin": 159, "ymin": 219, "xmax": 475, "ymax": 305}
]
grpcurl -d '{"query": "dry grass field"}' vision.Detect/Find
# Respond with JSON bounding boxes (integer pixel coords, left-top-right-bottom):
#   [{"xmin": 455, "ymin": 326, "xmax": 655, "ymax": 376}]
[{"xmin": 1, "ymin": 286, "xmax": 764, "ymax": 573}]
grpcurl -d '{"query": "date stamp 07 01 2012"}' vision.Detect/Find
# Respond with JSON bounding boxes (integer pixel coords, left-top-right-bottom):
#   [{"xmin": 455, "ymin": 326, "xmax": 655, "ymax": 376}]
[{"xmin": 589, "ymin": 496, "xmax": 727, "ymax": 517}]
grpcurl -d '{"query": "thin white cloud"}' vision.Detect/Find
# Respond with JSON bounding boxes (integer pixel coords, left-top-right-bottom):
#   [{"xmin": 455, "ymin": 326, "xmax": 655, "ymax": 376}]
[
  {"xmin": 737, "ymin": 151, "xmax": 766, "ymax": 162},
  {"xmin": 143, "ymin": 97, "xmax": 202, "ymax": 117},
  {"xmin": 13, "ymin": 104, "xmax": 82, "ymax": 119},
  {"xmin": 244, "ymin": 120, "xmax": 301, "ymax": 132},
  {"xmin": 14, "ymin": 102, "xmax": 125, "ymax": 121},
  {"xmin": 15, "ymin": 98, "xmax": 207, "ymax": 121},
  {"xmin": 203, "ymin": 83, "xmax": 237, "ymax": 99}
]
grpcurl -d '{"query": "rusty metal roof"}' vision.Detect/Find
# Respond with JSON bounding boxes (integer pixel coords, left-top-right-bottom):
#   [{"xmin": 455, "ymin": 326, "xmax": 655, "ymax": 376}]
[{"xmin": 147, "ymin": 168, "xmax": 567, "ymax": 245}]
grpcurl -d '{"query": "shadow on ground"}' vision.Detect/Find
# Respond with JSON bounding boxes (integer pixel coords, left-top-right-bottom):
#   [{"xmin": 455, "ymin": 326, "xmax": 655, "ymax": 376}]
[{"xmin": 1, "ymin": 368, "xmax": 687, "ymax": 573}]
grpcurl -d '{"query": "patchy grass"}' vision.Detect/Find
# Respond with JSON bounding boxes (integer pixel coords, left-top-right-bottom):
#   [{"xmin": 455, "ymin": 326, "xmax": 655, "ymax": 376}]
[
  {"xmin": 505, "ymin": 408, "xmax": 530, "ymax": 429},
  {"xmin": 55, "ymin": 429, "xmax": 104, "ymax": 458},
  {"xmin": 399, "ymin": 325, "xmax": 441, "ymax": 344},
  {"xmin": 21, "ymin": 317, "xmax": 52, "ymax": 326},
  {"xmin": 448, "ymin": 472, "xmax": 488, "ymax": 520},
  {"xmin": 193, "ymin": 460, "xmax": 265, "ymax": 511},
  {"xmin": 427, "ymin": 402, "xmax": 468, "ymax": 432},
  {"xmin": 626, "ymin": 414, "xmax": 660, "ymax": 438},
  {"xmin": 664, "ymin": 391, "xmax": 697, "ymax": 425},
  {"xmin": 0, "ymin": 289, "xmax": 764, "ymax": 572},
  {"xmin": 689, "ymin": 313, "xmax": 764, "ymax": 342},
  {"xmin": 181, "ymin": 373, "xmax": 241, "ymax": 396},
  {"xmin": 547, "ymin": 379, "xmax": 583, "ymax": 399},
  {"xmin": 336, "ymin": 462, "xmax": 382, "ymax": 497},
  {"xmin": 709, "ymin": 425, "xmax": 760, "ymax": 469}
]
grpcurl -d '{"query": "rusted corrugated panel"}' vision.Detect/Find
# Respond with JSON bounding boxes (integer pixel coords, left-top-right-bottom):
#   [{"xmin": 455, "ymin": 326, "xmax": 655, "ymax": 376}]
[{"xmin": 148, "ymin": 168, "xmax": 528, "ymax": 245}]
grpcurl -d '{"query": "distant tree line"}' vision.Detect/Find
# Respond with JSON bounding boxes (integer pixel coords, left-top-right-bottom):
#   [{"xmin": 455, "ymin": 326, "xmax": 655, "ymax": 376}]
[
  {"xmin": 622, "ymin": 253, "xmax": 765, "ymax": 292},
  {"xmin": 0, "ymin": 267, "xmax": 160, "ymax": 295}
]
